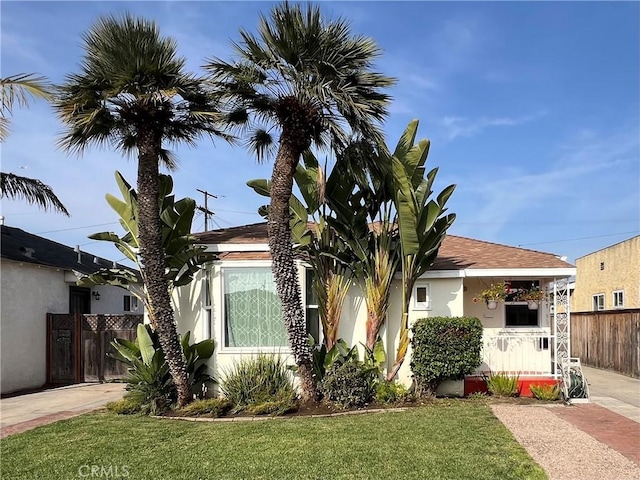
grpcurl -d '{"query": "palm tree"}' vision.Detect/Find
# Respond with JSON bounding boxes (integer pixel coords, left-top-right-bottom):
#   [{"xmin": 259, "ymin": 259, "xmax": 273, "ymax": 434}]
[
  {"xmin": 54, "ymin": 14, "xmax": 227, "ymax": 407},
  {"xmin": 0, "ymin": 74, "xmax": 69, "ymax": 215},
  {"xmin": 206, "ymin": 1, "xmax": 395, "ymax": 401}
]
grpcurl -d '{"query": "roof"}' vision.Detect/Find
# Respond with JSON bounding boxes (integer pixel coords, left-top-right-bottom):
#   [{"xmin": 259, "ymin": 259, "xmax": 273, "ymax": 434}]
[
  {"xmin": 1, "ymin": 225, "xmax": 137, "ymax": 275},
  {"xmin": 196, "ymin": 222, "xmax": 575, "ymax": 270}
]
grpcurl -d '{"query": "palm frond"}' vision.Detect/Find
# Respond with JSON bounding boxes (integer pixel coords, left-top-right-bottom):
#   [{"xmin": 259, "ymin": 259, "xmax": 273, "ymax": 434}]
[
  {"xmin": 0, "ymin": 172, "xmax": 70, "ymax": 216},
  {"xmin": 0, "ymin": 74, "xmax": 53, "ymax": 141},
  {"xmin": 204, "ymin": 1, "xmax": 396, "ymax": 161},
  {"xmin": 55, "ymin": 12, "xmax": 229, "ymax": 160}
]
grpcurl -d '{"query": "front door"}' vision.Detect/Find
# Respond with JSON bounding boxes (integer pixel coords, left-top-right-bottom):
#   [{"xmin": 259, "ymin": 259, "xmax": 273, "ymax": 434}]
[{"xmin": 69, "ymin": 287, "xmax": 90, "ymax": 315}]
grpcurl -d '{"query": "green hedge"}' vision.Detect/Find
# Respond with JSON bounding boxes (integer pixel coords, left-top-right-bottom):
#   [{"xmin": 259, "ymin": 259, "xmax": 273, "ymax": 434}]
[{"xmin": 410, "ymin": 316, "xmax": 483, "ymax": 396}]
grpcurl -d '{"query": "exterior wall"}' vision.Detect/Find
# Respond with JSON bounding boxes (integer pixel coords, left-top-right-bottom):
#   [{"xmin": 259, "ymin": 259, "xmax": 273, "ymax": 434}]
[
  {"xmin": 0, "ymin": 260, "xmax": 141, "ymax": 394},
  {"xmin": 1, "ymin": 261, "xmax": 68, "ymax": 393},
  {"xmin": 573, "ymin": 236, "xmax": 640, "ymax": 312},
  {"xmin": 172, "ymin": 263, "xmax": 567, "ymax": 393}
]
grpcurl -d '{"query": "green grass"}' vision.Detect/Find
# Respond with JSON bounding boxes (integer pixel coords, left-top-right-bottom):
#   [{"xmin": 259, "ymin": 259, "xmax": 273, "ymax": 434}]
[{"xmin": 0, "ymin": 402, "xmax": 546, "ymax": 480}]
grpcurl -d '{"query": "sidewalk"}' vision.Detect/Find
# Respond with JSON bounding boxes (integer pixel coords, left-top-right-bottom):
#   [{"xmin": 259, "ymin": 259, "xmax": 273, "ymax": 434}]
[
  {"xmin": 0, "ymin": 383, "xmax": 125, "ymax": 438},
  {"xmin": 582, "ymin": 365, "xmax": 640, "ymax": 422}
]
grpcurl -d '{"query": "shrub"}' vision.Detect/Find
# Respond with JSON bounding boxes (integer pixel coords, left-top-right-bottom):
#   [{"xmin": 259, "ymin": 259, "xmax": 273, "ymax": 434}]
[
  {"xmin": 109, "ymin": 325, "xmax": 216, "ymax": 415},
  {"xmin": 105, "ymin": 397, "xmax": 140, "ymax": 415},
  {"xmin": 485, "ymin": 372, "xmax": 520, "ymax": 397},
  {"xmin": 180, "ymin": 398, "xmax": 232, "ymax": 417},
  {"xmin": 245, "ymin": 390, "xmax": 297, "ymax": 416},
  {"xmin": 530, "ymin": 383, "xmax": 561, "ymax": 401},
  {"xmin": 410, "ymin": 317, "xmax": 483, "ymax": 397},
  {"xmin": 320, "ymin": 361, "xmax": 376, "ymax": 408},
  {"xmin": 375, "ymin": 381, "xmax": 410, "ymax": 404},
  {"xmin": 221, "ymin": 354, "xmax": 296, "ymax": 413}
]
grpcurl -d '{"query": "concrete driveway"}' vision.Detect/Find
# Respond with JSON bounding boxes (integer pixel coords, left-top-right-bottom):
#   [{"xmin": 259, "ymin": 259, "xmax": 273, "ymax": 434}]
[
  {"xmin": 582, "ymin": 366, "xmax": 640, "ymax": 422},
  {"xmin": 0, "ymin": 383, "xmax": 125, "ymax": 438}
]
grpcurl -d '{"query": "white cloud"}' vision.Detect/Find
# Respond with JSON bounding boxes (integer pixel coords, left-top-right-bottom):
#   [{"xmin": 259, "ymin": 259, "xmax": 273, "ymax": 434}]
[{"xmin": 439, "ymin": 112, "xmax": 546, "ymax": 141}]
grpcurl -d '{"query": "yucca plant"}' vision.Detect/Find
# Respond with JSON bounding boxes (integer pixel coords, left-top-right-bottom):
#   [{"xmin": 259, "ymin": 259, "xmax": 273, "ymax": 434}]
[
  {"xmin": 530, "ymin": 383, "xmax": 561, "ymax": 401},
  {"xmin": 484, "ymin": 372, "xmax": 521, "ymax": 397}
]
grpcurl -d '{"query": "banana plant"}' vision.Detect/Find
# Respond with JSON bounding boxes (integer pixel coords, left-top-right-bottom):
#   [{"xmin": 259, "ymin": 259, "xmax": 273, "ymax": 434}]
[
  {"xmin": 78, "ymin": 171, "xmax": 216, "ymax": 325},
  {"xmin": 110, "ymin": 324, "xmax": 216, "ymax": 413},
  {"xmin": 387, "ymin": 120, "xmax": 456, "ymax": 381},
  {"xmin": 248, "ymin": 151, "xmax": 355, "ymax": 349}
]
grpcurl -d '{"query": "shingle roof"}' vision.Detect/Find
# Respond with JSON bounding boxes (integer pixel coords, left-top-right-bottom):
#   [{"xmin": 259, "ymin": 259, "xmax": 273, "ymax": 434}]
[
  {"xmin": 196, "ymin": 222, "xmax": 574, "ymax": 269},
  {"xmin": 1, "ymin": 225, "xmax": 138, "ymax": 275}
]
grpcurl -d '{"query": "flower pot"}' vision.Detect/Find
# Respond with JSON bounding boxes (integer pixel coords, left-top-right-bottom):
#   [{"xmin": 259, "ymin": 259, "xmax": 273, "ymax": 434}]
[
  {"xmin": 527, "ymin": 301, "xmax": 539, "ymax": 310},
  {"xmin": 486, "ymin": 300, "xmax": 498, "ymax": 310}
]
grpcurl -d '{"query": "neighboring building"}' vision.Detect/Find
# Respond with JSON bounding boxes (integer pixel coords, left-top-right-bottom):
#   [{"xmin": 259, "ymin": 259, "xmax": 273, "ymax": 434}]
[
  {"xmin": 0, "ymin": 224, "xmax": 141, "ymax": 394},
  {"xmin": 173, "ymin": 222, "xmax": 576, "ymax": 396},
  {"xmin": 572, "ymin": 236, "xmax": 640, "ymax": 312}
]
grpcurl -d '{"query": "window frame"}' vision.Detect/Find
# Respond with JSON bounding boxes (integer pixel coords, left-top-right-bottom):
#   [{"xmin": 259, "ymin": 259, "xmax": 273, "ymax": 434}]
[
  {"xmin": 412, "ymin": 283, "xmax": 432, "ymax": 311},
  {"xmin": 612, "ymin": 290, "xmax": 624, "ymax": 309},
  {"xmin": 592, "ymin": 293, "xmax": 605, "ymax": 311},
  {"xmin": 123, "ymin": 295, "xmax": 139, "ymax": 312},
  {"xmin": 202, "ymin": 274, "xmax": 213, "ymax": 339},
  {"xmin": 220, "ymin": 265, "xmax": 290, "ymax": 353},
  {"xmin": 504, "ymin": 301, "xmax": 540, "ymax": 328}
]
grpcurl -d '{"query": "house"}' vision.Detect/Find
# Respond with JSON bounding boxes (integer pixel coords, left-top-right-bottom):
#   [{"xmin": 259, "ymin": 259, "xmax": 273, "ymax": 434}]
[
  {"xmin": 572, "ymin": 236, "xmax": 639, "ymax": 312},
  {"xmin": 172, "ymin": 222, "xmax": 577, "ymax": 396},
  {"xmin": 0, "ymin": 224, "xmax": 142, "ymax": 394}
]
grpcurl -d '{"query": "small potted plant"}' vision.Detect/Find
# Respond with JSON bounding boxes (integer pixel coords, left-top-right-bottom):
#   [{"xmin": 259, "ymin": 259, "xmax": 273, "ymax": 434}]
[
  {"xmin": 517, "ymin": 285, "xmax": 545, "ymax": 310},
  {"xmin": 476, "ymin": 282, "xmax": 508, "ymax": 310}
]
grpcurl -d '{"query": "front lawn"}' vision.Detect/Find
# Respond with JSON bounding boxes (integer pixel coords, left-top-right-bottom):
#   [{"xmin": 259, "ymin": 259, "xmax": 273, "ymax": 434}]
[{"xmin": 0, "ymin": 402, "xmax": 546, "ymax": 480}]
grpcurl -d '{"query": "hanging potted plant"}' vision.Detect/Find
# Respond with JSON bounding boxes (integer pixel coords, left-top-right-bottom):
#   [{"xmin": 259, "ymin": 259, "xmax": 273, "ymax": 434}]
[
  {"xmin": 476, "ymin": 282, "xmax": 508, "ymax": 310},
  {"xmin": 517, "ymin": 285, "xmax": 546, "ymax": 310}
]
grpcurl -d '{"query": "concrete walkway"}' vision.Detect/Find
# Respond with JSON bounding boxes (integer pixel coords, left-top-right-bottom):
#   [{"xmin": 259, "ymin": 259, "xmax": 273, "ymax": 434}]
[
  {"xmin": 582, "ymin": 366, "xmax": 640, "ymax": 422},
  {"xmin": 0, "ymin": 383, "xmax": 125, "ymax": 438}
]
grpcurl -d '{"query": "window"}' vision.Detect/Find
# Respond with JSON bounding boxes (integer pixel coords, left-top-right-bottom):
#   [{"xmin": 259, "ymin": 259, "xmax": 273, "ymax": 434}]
[
  {"xmin": 613, "ymin": 290, "xmax": 624, "ymax": 309},
  {"xmin": 305, "ymin": 269, "xmax": 320, "ymax": 343},
  {"xmin": 413, "ymin": 284, "xmax": 431, "ymax": 310},
  {"xmin": 202, "ymin": 276, "xmax": 212, "ymax": 338},
  {"xmin": 592, "ymin": 294, "xmax": 605, "ymax": 311},
  {"xmin": 223, "ymin": 268, "xmax": 287, "ymax": 348},
  {"xmin": 505, "ymin": 304, "xmax": 539, "ymax": 327},
  {"xmin": 123, "ymin": 295, "xmax": 139, "ymax": 312}
]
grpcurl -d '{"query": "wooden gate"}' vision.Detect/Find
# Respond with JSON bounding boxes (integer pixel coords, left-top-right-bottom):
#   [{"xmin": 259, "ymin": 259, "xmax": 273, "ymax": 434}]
[
  {"xmin": 47, "ymin": 313, "xmax": 142, "ymax": 384},
  {"xmin": 82, "ymin": 314, "xmax": 142, "ymax": 381},
  {"xmin": 47, "ymin": 314, "xmax": 81, "ymax": 384}
]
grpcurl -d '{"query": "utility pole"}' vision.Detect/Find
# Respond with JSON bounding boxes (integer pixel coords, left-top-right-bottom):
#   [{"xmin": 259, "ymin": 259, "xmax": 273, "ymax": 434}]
[{"xmin": 196, "ymin": 189, "xmax": 217, "ymax": 231}]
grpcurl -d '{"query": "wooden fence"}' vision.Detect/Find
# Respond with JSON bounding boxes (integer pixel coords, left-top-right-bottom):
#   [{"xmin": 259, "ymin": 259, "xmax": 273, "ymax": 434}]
[
  {"xmin": 570, "ymin": 309, "xmax": 640, "ymax": 378},
  {"xmin": 48, "ymin": 313, "xmax": 143, "ymax": 384}
]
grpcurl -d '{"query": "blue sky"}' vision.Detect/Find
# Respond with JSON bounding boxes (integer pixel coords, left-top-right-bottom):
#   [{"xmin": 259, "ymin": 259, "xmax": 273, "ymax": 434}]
[{"xmin": 2, "ymin": 1, "xmax": 638, "ymax": 266}]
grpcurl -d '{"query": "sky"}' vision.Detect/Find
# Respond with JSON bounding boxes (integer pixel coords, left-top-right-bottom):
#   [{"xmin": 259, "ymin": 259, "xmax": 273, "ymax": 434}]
[{"xmin": 1, "ymin": 0, "xmax": 639, "ymax": 267}]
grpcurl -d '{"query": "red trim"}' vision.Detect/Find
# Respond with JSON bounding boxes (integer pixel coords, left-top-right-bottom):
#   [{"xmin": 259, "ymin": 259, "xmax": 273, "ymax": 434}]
[{"xmin": 464, "ymin": 375, "xmax": 560, "ymax": 397}]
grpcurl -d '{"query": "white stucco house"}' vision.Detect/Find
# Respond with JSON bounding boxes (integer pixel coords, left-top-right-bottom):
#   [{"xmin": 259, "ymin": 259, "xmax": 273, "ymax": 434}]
[
  {"xmin": 173, "ymin": 222, "xmax": 577, "ymax": 396},
  {"xmin": 0, "ymin": 224, "xmax": 142, "ymax": 394}
]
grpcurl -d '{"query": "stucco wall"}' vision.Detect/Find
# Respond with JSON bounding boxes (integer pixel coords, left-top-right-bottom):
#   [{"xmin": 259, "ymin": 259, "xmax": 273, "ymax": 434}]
[
  {"xmin": 0, "ymin": 260, "xmax": 143, "ymax": 394},
  {"xmin": 573, "ymin": 236, "xmax": 640, "ymax": 311},
  {"xmin": 173, "ymin": 263, "xmax": 465, "ymax": 388},
  {"xmin": 1, "ymin": 261, "xmax": 68, "ymax": 393},
  {"xmin": 173, "ymin": 264, "xmax": 566, "ymax": 391}
]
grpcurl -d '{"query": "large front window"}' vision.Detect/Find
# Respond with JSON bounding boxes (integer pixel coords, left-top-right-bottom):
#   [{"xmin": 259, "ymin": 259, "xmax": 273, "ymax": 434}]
[{"xmin": 223, "ymin": 268, "xmax": 288, "ymax": 348}]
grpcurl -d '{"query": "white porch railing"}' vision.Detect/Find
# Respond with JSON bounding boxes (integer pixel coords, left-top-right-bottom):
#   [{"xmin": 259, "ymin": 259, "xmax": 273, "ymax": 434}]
[{"xmin": 476, "ymin": 331, "xmax": 558, "ymax": 377}]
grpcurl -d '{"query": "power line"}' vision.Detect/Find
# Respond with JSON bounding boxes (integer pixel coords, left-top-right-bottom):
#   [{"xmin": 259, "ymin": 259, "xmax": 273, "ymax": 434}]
[
  {"xmin": 36, "ymin": 222, "xmax": 120, "ymax": 234},
  {"xmin": 518, "ymin": 231, "xmax": 639, "ymax": 247}
]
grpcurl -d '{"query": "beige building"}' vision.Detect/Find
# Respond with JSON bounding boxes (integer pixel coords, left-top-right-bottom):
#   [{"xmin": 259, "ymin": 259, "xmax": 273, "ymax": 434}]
[{"xmin": 572, "ymin": 236, "xmax": 640, "ymax": 312}]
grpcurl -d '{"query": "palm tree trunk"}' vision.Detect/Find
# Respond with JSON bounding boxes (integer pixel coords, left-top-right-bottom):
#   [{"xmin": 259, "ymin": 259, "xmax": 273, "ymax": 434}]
[
  {"xmin": 137, "ymin": 128, "xmax": 190, "ymax": 407},
  {"xmin": 269, "ymin": 141, "xmax": 317, "ymax": 402}
]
